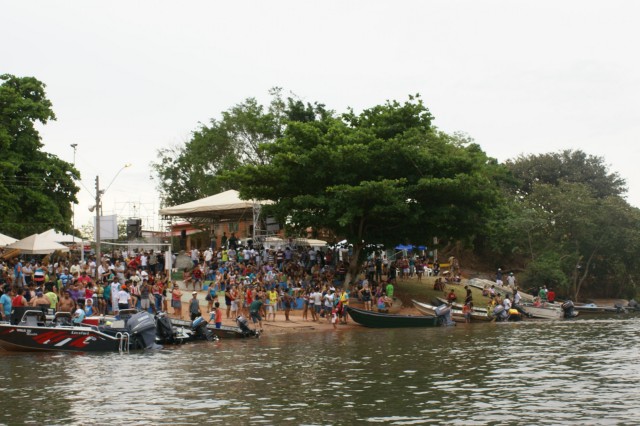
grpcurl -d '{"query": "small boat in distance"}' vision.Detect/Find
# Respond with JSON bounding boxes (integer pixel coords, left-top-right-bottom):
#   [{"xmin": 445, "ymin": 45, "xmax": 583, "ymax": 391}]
[
  {"xmin": 415, "ymin": 299, "xmax": 491, "ymax": 322},
  {"xmin": 346, "ymin": 306, "xmax": 438, "ymax": 328}
]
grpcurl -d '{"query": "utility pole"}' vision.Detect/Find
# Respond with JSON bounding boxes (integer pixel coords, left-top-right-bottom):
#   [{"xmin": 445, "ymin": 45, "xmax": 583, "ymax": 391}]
[{"xmin": 95, "ymin": 175, "xmax": 101, "ymax": 274}]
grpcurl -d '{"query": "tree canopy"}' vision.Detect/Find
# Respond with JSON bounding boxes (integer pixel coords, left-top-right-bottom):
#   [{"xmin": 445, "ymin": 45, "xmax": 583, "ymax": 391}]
[
  {"xmin": 226, "ymin": 95, "xmax": 504, "ymax": 281},
  {"xmin": 154, "ymin": 89, "xmax": 640, "ymax": 299},
  {"xmin": 0, "ymin": 74, "xmax": 78, "ymax": 238},
  {"xmin": 496, "ymin": 151, "xmax": 640, "ymax": 299}
]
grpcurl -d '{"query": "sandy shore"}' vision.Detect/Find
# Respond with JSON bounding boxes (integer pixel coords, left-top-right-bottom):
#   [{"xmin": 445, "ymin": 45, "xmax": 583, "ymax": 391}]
[{"xmin": 175, "ymin": 282, "xmax": 360, "ymax": 335}]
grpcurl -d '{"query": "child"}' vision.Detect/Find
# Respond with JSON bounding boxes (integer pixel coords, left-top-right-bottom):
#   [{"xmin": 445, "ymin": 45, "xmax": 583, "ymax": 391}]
[
  {"xmin": 462, "ymin": 302, "xmax": 472, "ymax": 323},
  {"xmin": 331, "ymin": 305, "xmax": 338, "ymax": 329},
  {"xmin": 214, "ymin": 301, "xmax": 222, "ymax": 329}
]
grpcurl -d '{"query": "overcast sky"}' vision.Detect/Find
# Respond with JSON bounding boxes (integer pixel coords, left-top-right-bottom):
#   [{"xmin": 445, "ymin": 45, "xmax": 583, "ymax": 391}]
[{"xmin": 3, "ymin": 1, "xmax": 639, "ymax": 231}]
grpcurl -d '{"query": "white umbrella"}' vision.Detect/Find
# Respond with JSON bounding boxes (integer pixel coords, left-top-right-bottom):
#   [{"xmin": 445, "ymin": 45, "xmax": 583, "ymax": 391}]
[
  {"xmin": 0, "ymin": 232, "xmax": 17, "ymax": 246},
  {"xmin": 5, "ymin": 233, "xmax": 70, "ymax": 254}
]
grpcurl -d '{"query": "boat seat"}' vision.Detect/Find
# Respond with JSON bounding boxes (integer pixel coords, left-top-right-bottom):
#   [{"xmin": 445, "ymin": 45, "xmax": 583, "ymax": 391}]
[{"xmin": 19, "ymin": 310, "xmax": 47, "ymax": 327}]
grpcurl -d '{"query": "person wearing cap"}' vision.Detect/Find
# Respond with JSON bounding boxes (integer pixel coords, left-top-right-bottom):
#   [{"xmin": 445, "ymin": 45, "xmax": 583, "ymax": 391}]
[
  {"xmin": 116, "ymin": 283, "xmax": 131, "ymax": 311},
  {"xmin": 189, "ymin": 291, "xmax": 201, "ymax": 320},
  {"xmin": 30, "ymin": 290, "xmax": 51, "ymax": 310},
  {"xmin": 496, "ymin": 268, "xmax": 504, "ymax": 286}
]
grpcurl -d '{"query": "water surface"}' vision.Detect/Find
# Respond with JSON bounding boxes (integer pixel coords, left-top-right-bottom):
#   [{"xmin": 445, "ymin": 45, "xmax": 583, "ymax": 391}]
[{"xmin": 1, "ymin": 316, "xmax": 639, "ymax": 425}]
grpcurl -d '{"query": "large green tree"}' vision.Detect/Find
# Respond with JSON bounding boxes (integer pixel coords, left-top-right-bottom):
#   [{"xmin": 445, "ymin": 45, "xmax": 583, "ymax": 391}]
[
  {"xmin": 500, "ymin": 151, "xmax": 640, "ymax": 299},
  {"xmin": 152, "ymin": 88, "xmax": 328, "ymax": 208},
  {"xmin": 0, "ymin": 74, "xmax": 78, "ymax": 238},
  {"xmin": 227, "ymin": 95, "xmax": 504, "ymax": 282}
]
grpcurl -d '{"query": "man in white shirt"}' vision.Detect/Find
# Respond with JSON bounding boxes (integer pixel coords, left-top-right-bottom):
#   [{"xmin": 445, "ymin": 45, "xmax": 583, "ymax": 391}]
[
  {"xmin": 110, "ymin": 278, "xmax": 121, "ymax": 314},
  {"xmin": 503, "ymin": 296, "xmax": 512, "ymax": 311},
  {"xmin": 204, "ymin": 248, "xmax": 213, "ymax": 266}
]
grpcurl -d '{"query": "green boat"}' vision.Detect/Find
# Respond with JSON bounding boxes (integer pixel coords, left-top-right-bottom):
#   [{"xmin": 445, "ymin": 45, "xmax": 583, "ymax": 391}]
[{"xmin": 346, "ymin": 306, "xmax": 439, "ymax": 328}]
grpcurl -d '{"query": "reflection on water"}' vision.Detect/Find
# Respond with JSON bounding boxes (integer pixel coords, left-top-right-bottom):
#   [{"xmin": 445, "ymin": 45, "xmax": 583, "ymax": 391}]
[{"xmin": 1, "ymin": 316, "xmax": 640, "ymax": 425}]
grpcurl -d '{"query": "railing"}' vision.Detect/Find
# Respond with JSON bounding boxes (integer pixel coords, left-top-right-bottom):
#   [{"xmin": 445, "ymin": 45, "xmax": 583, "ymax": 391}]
[{"xmin": 116, "ymin": 332, "xmax": 130, "ymax": 354}]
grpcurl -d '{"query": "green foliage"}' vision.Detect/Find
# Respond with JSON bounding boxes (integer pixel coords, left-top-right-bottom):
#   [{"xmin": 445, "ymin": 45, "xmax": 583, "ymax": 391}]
[
  {"xmin": 506, "ymin": 150, "xmax": 626, "ymax": 198},
  {"xmin": 226, "ymin": 95, "xmax": 503, "ymax": 281},
  {"xmin": 0, "ymin": 74, "xmax": 78, "ymax": 238},
  {"xmin": 519, "ymin": 252, "xmax": 569, "ymax": 293},
  {"xmin": 151, "ymin": 88, "xmax": 328, "ymax": 207},
  {"xmin": 496, "ymin": 152, "xmax": 640, "ymax": 300}
]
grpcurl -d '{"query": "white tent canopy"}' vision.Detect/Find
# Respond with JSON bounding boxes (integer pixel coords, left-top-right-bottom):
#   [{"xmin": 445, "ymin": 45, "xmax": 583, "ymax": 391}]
[
  {"xmin": 0, "ymin": 232, "xmax": 17, "ymax": 246},
  {"xmin": 5, "ymin": 233, "xmax": 70, "ymax": 254},
  {"xmin": 293, "ymin": 238, "xmax": 327, "ymax": 247},
  {"xmin": 39, "ymin": 228, "xmax": 77, "ymax": 243},
  {"xmin": 159, "ymin": 189, "xmax": 272, "ymax": 220}
]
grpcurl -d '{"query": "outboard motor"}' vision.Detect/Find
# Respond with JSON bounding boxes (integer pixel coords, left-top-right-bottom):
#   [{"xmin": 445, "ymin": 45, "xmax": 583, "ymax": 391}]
[
  {"xmin": 561, "ymin": 300, "xmax": 576, "ymax": 318},
  {"xmin": 614, "ymin": 303, "xmax": 626, "ymax": 314},
  {"xmin": 192, "ymin": 316, "xmax": 216, "ymax": 341},
  {"xmin": 434, "ymin": 304, "xmax": 456, "ymax": 326},
  {"xmin": 155, "ymin": 312, "xmax": 177, "ymax": 343},
  {"xmin": 493, "ymin": 305, "xmax": 509, "ymax": 322},
  {"xmin": 127, "ymin": 311, "xmax": 162, "ymax": 349},
  {"xmin": 236, "ymin": 315, "xmax": 260, "ymax": 337}
]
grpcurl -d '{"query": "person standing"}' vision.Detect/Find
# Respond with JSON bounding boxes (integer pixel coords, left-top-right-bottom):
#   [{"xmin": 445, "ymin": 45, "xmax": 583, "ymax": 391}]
[
  {"xmin": 267, "ymin": 287, "xmax": 278, "ymax": 321},
  {"xmin": 213, "ymin": 301, "xmax": 222, "ymax": 328},
  {"xmin": 507, "ymin": 272, "xmax": 516, "ymax": 289},
  {"xmin": 189, "ymin": 291, "xmax": 201, "ymax": 320},
  {"xmin": 171, "ymin": 283, "xmax": 183, "ymax": 318},
  {"xmin": 496, "ymin": 268, "xmax": 504, "ymax": 286},
  {"xmin": 116, "ymin": 284, "xmax": 131, "ymax": 311},
  {"xmin": 0, "ymin": 287, "xmax": 12, "ymax": 321},
  {"xmin": 249, "ymin": 294, "xmax": 264, "ymax": 331},
  {"xmin": 110, "ymin": 277, "xmax": 121, "ymax": 315}
]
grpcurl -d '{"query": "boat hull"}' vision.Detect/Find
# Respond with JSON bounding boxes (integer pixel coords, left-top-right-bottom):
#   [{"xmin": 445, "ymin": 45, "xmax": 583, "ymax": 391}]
[
  {"xmin": 170, "ymin": 318, "xmax": 256, "ymax": 338},
  {"xmin": 414, "ymin": 300, "xmax": 490, "ymax": 322},
  {"xmin": 346, "ymin": 306, "xmax": 438, "ymax": 328},
  {"xmin": 0, "ymin": 324, "xmax": 122, "ymax": 353}
]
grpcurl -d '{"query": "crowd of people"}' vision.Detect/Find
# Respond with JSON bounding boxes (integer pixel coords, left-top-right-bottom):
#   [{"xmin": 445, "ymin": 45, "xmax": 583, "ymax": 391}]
[{"xmin": 1, "ymin": 240, "xmax": 453, "ymax": 330}]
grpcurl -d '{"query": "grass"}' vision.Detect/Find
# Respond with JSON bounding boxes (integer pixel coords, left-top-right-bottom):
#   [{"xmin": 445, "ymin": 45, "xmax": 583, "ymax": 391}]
[{"xmin": 395, "ymin": 276, "xmax": 492, "ymax": 309}]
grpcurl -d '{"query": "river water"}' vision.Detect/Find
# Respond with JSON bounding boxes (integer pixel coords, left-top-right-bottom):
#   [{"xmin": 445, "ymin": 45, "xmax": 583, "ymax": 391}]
[{"xmin": 1, "ymin": 315, "xmax": 639, "ymax": 425}]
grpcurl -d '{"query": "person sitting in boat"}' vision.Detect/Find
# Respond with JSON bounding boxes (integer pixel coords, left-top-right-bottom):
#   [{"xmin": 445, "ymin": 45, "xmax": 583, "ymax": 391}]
[
  {"xmin": 377, "ymin": 293, "xmax": 391, "ymax": 313},
  {"xmin": 84, "ymin": 297, "xmax": 96, "ymax": 316},
  {"xmin": 503, "ymin": 295, "xmax": 512, "ymax": 311},
  {"xmin": 547, "ymin": 287, "xmax": 556, "ymax": 303},
  {"xmin": 532, "ymin": 296, "xmax": 542, "ymax": 307},
  {"xmin": 72, "ymin": 306, "xmax": 85, "ymax": 325},
  {"xmin": 482, "ymin": 284, "xmax": 490, "ymax": 297},
  {"xmin": 446, "ymin": 289, "xmax": 457, "ymax": 303}
]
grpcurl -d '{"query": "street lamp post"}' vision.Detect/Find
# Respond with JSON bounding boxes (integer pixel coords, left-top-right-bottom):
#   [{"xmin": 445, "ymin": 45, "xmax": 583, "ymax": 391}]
[
  {"xmin": 70, "ymin": 144, "xmax": 77, "ymax": 246},
  {"xmin": 94, "ymin": 175, "xmax": 103, "ymax": 268},
  {"xmin": 93, "ymin": 163, "xmax": 131, "ymax": 270}
]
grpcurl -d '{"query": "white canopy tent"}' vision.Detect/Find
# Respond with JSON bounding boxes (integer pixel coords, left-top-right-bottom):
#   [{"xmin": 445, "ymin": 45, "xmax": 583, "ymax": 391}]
[
  {"xmin": 292, "ymin": 238, "xmax": 328, "ymax": 248},
  {"xmin": 159, "ymin": 189, "xmax": 272, "ymax": 220},
  {"xmin": 0, "ymin": 232, "xmax": 17, "ymax": 246},
  {"xmin": 39, "ymin": 228, "xmax": 77, "ymax": 244},
  {"xmin": 159, "ymin": 189, "xmax": 274, "ymax": 244},
  {"xmin": 5, "ymin": 233, "xmax": 70, "ymax": 254}
]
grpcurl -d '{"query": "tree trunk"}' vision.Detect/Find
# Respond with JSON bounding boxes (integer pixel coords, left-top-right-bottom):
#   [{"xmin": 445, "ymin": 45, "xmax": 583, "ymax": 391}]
[{"xmin": 344, "ymin": 242, "xmax": 363, "ymax": 287}]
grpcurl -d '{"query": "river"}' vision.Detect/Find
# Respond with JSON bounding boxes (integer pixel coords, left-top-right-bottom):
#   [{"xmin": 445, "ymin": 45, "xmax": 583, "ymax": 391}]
[{"xmin": 1, "ymin": 315, "xmax": 639, "ymax": 425}]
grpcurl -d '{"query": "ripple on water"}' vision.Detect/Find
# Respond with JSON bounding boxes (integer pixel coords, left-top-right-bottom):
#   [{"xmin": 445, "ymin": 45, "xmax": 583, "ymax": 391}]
[{"xmin": 2, "ymin": 317, "xmax": 640, "ymax": 423}]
